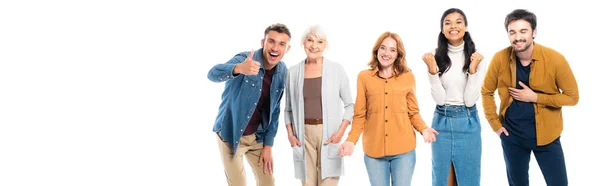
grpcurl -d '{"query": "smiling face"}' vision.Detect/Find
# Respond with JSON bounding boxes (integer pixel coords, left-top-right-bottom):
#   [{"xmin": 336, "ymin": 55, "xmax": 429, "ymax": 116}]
[
  {"xmin": 507, "ymin": 19, "xmax": 536, "ymax": 52},
  {"xmin": 377, "ymin": 37, "xmax": 398, "ymax": 69},
  {"xmin": 303, "ymin": 34, "xmax": 326, "ymax": 61},
  {"xmin": 442, "ymin": 12, "xmax": 468, "ymax": 46},
  {"xmin": 261, "ymin": 30, "xmax": 291, "ymax": 67}
]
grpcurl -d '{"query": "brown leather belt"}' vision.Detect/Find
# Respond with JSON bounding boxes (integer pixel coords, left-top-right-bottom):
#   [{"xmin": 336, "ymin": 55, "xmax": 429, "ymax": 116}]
[{"xmin": 305, "ymin": 118, "xmax": 323, "ymax": 125}]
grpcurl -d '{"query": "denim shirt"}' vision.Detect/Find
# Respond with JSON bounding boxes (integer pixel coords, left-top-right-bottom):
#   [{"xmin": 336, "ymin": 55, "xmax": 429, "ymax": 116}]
[{"xmin": 207, "ymin": 48, "xmax": 287, "ymax": 153}]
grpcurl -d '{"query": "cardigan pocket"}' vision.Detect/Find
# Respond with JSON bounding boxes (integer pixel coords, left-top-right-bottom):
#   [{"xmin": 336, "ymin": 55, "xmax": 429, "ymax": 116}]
[
  {"xmin": 326, "ymin": 142, "xmax": 341, "ymax": 159},
  {"xmin": 292, "ymin": 146, "xmax": 303, "ymax": 161}
]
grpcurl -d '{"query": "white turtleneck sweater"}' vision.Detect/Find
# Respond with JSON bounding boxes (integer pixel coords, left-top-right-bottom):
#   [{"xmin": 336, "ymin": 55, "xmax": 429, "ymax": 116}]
[{"xmin": 428, "ymin": 42, "xmax": 484, "ymax": 107}]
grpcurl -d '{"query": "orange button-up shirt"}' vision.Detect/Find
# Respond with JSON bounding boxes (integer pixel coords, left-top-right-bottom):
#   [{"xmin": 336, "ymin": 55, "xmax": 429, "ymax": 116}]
[{"xmin": 346, "ymin": 69, "xmax": 428, "ymax": 158}]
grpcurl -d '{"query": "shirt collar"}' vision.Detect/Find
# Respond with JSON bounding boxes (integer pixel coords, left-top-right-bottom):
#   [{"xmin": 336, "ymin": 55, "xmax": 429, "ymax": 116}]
[
  {"xmin": 510, "ymin": 42, "xmax": 542, "ymax": 63},
  {"xmin": 369, "ymin": 66, "xmax": 398, "ymax": 79}
]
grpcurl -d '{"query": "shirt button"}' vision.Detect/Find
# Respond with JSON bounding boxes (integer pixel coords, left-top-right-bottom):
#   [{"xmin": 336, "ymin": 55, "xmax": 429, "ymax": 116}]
[
  {"xmin": 247, "ymin": 116, "xmax": 250, "ymax": 118},
  {"xmin": 240, "ymin": 129, "xmax": 243, "ymax": 132},
  {"xmin": 259, "ymin": 89, "xmax": 262, "ymax": 91},
  {"xmin": 385, "ymin": 92, "xmax": 388, "ymax": 95},
  {"xmin": 385, "ymin": 134, "xmax": 388, "ymax": 137},
  {"xmin": 255, "ymin": 103, "xmax": 257, "ymax": 105},
  {"xmin": 252, "ymin": 84, "xmax": 255, "ymax": 86},
  {"xmin": 245, "ymin": 80, "xmax": 248, "ymax": 83},
  {"xmin": 385, "ymin": 106, "xmax": 388, "ymax": 109},
  {"xmin": 385, "ymin": 81, "xmax": 388, "ymax": 83},
  {"xmin": 385, "ymin": 120, "xmax": 388, "ymax": 122}
]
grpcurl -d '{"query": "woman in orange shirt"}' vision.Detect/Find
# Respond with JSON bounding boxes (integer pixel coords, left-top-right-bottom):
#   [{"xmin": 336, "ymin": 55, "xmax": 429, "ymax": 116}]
[{"xmin": 339, "ymin": 31, "xmax": 438, "ymax": 186}]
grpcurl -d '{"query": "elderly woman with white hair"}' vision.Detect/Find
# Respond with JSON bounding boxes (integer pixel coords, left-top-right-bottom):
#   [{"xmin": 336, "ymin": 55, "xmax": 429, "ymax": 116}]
[{"xmin": 284, "ymin": 25, "xmax": 355, "ymax": 186}]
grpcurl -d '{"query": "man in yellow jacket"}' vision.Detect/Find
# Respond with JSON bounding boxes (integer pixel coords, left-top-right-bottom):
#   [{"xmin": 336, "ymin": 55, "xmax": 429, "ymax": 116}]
[{"xmin": 481, "ymin": 9, "xmax": 579, "ymax": 186}]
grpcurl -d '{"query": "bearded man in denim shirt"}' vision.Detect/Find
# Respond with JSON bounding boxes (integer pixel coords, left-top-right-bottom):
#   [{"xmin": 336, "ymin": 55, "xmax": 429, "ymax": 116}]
[{"xmin": 207, "ymin": 23, "xmax": 291, "ymax": 186}]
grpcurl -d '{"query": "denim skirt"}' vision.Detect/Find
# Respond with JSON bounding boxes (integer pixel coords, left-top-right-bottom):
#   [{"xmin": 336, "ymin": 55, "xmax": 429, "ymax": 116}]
[{"xmin": 431, "ymin": 104, "xmax": 482, "ymax": 186}]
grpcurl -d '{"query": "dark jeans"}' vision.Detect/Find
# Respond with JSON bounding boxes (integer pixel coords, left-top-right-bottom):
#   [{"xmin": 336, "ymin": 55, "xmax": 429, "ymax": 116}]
[{"xmin": 500, "ymin": 133, "xmax": 568, "ymax": 186}]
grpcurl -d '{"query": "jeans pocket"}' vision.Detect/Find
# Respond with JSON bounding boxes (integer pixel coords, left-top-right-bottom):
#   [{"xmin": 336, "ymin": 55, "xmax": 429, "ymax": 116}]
[
  {"xmin": 431, "ymin": 113, "xmax": 442, "ymax": 130},
  {"xmin": 499, "ymin": 133, "xmax": 508, "ymax": 141},
  {"xmin": 292, "ymin": 146, "xmax": 303, "ymax": 161},
  {"xmin": 468, "ymin": 116, "xmax": 482, "ymax": 133}
]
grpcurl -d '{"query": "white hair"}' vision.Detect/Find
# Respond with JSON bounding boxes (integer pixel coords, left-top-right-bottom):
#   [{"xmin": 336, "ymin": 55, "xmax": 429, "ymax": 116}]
[{"xmin": 300, "ymin": 25, "xmax": 328, "ymax": 46}]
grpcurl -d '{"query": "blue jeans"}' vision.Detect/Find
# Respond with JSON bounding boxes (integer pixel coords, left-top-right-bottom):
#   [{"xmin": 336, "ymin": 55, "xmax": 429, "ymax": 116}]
[
  {"xmin": 431, "ymin": 104, "xmax": 482, "ymax": 186},
  {"xmin": 364, "ymin": 149, "xmax": 416, "ymax": 186}
]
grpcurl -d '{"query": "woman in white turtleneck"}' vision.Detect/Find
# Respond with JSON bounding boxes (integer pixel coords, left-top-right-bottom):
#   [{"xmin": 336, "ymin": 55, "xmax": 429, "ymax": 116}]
[{"xmin": 422, "ymin": 8, "xmax": 485, "ymax": 186}]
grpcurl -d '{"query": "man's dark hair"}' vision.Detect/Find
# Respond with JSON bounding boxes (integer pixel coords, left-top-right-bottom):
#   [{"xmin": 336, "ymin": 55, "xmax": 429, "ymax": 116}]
[
  {"xmin": 505, "ymin": 9, "xmax": 537, "ymax": 31},
  {"xmin": 264, "ymin": 23, "xmax": 291, "ymax": 40}
]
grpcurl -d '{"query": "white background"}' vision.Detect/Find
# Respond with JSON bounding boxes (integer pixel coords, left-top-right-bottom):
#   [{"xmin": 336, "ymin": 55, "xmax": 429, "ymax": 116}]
[{"xmin": 1, "ymin": 0, "xmax": 597, "ymax": 185}]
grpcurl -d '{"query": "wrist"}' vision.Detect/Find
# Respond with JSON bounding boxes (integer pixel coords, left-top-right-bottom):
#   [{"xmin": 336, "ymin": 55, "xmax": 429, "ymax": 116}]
[
  {"xmin": 335, "ymin": 131, "xmax": 344, "ymax": 138},
  {"xmin": 336, "ymin": 126, "xmax": 347, "ymax": 134},
  {"xmin": 232, "ymin": 64, "xmax": 240, "ymax": 74},
  {"xmin": 469, "ymin": 64, "xmax": 479, "ymax": 72},
  {"xmin": 428, "ymin": 67, "xmax": 439, "ymax": 75},
  {"xmin": 420, "ymin": 127, "xmax": 428, "ymax": 135},
  {"xmin": 468, "ymin": 69, "xmax": 477, "ymax": 75},
  {"xmin": 263, "ymin": 145, "xmax": 272, "ymax": 150}
]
